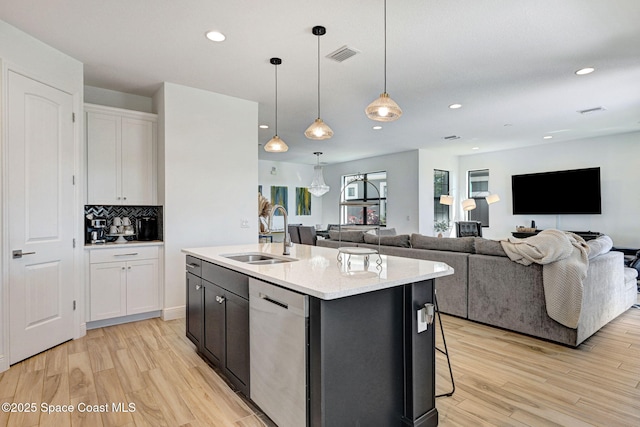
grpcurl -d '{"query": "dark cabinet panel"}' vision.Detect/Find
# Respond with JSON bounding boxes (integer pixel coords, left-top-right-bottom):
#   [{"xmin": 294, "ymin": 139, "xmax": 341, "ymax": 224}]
[
  {"xmin": 225, "ymin": 291, "xmax": 250, "ymax": 390},
  {"xmin": 185, "ymin": 272, "xmax": 202, "ymax": 347},
  {"xmin": 203, "ymin": 280, "xmax": 226, "ymax": 366}
]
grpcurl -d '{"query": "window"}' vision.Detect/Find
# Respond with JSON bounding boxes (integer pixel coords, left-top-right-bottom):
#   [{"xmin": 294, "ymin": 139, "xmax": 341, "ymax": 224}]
[
  {"xmin": 468, "ymin": 169, "xmax": 489, "ymax": 226},
  {"xmin": 341, "ymin": 171, "xmax": 387, "ymax": 226},
  {"xmin": 434, "ymin": 169, "xmax": 450, "ymax": 224}
]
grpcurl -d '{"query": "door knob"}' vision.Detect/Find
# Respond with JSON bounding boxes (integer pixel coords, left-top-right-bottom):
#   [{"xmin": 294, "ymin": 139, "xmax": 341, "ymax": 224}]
[{"xmin": 12, "ymin": 249, "xmax": 36, "ymax": 259}]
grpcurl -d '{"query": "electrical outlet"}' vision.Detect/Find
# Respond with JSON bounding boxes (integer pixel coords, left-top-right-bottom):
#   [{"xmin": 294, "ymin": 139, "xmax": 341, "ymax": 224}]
[{"xmin": 240, "ymin": 219, "xmax": 250, "ymax": 228}]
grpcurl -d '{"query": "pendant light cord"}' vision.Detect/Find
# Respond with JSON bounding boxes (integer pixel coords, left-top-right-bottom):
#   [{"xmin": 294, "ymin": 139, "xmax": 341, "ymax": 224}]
[
  {"xmin": 274, "ymin": 63, "xmax": 278, "ymax": 135},
  {"xmin": 317, "ymin": 35, "xmax": 321, "ymax": 119},
  {"xmin": 384, "ymin": 0, "xmax": 387, "ymax": 94}
]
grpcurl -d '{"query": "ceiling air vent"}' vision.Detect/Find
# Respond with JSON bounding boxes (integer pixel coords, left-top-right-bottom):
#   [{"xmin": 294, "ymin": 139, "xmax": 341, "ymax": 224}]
[
  {"xmin": 577, "ymin": 106, "xmax": 606, "ymax": 115},
  {"xmin": 326, "ymin": 45, "xmax": 360, "ymax": 62},
  {"xmin": 443, "ymin": 135, "xmax": 460, "ymax": 141}
]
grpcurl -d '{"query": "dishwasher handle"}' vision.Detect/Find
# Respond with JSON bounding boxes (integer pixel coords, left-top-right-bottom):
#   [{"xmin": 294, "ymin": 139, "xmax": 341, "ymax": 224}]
[{"xmin": 260, "ymin": 293, "xmax": 289, "ymax": 310}]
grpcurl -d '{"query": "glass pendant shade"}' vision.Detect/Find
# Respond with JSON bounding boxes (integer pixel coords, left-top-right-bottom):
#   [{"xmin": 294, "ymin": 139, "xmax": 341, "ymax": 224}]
[
  {"xmin": 309, "ymin": 152, "xmax": 330, "ymax": 197},
  {"xmin": 439, "ymin": 195, "xmax": 454, "ymax": 205},
  {"xmin": 485, "ymin": 193, "xmax": 500, "ymax": 204},
  {"xmin": 462, "ymin": 198, "xmax": 477, "ymax": 211},
  {"xmin": 366, "ymin": 92, "xmax": 403, "ymax": 122},
  {"xmin": 264, "ymin": 135, "xmax": 288, "ymax": 152},
  {"xmin": 304, "ymin": 118, "xmax": 333, "ymax": 140}
]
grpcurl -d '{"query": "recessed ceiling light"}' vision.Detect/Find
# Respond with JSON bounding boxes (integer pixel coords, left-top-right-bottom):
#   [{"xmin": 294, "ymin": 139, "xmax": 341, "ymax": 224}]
[
  {"xmin": 575, "ymin": 67, "xmax": 595, "ymax": 75},
  {"xmin": 205, "ymin": 31, "xmax": 226, "ymax": 42},
  {"xmin": 372, "ymin": 126, "xmax": 383, "ymax": 130},
  {"xmin": 543, "ymin": 135, "xmax": 553, "ymax": 139},
  {"xmin": 448, "ymin": 103, "xmax": 462, "ymax": 109},
  {"xmin": 471, "ymin": 147, "xmax": 480, "ymax": 150},
  {"xmin": 259, "ymin": 124, "xmax": 269, "ymax": 129}
]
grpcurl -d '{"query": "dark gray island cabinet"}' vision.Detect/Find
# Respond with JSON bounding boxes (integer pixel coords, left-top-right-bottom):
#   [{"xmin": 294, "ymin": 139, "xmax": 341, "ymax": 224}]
[{"xmin": 183, "ymin": 244, "xmax": 454, "ymax": 427}]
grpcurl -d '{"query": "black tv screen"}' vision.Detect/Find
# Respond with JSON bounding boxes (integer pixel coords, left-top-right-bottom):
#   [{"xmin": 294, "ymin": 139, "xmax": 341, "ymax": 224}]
[{"xmin": 511, "ymin": 167, "xmax": 601, "ymax": 215}]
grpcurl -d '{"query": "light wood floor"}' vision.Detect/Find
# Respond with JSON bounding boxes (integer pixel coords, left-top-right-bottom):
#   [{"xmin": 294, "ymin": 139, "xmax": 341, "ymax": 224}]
[{"xmin": 1, "ymin": 305, "xmax": 639, "ymax": 427}]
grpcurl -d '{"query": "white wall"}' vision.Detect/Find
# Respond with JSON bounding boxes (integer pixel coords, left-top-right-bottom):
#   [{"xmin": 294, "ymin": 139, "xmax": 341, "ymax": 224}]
[
  {"xmin": 155, "ymin": 82, "xmax": 258, "ymax": 316},
  {"xmin": 321, "ymin": 151, "xmax": 419, "ymax": 235},
  {"xmin": 84, "ymin": 85, "xmax": 153, "ymax": 113},
  {"xmin": 457, "ymin": 132, "xmax": 640, "ymax": 246},
  {"xmin": 258, "ymin": 160, "xmax": 324, "ymax": 230},
  {"xmin": 0, "ymin": 19, "xmax": 84, "ymax": 372}
]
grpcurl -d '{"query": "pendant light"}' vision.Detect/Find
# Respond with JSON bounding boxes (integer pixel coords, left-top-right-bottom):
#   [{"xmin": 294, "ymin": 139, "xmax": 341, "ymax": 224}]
[
  {"xmin": 264, "ymin": 57, "xmax": 288, "ymax": 152},
  {"xmin": 365, "ymin": 0, "xmax": 403, "ymax": 122},
  {"xmin": 305, "ymin": 26, "xmax": 334, "ymax": 140},
  {"xmin": 308, "ymin": 152, "xmax": 330, "ymax": 197}
]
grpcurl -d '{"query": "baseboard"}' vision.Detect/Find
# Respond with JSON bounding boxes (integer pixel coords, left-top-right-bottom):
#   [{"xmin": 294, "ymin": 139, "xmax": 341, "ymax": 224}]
[
  {"xmin": 162, "ymin": 305, "xmax": 186, "ymax": 321},
  {"xmin": 86, "ymin": 311, "xmax": 161, "ymax": 330},
  {"xmin": 77, "ymin": 322, "xmax": 87, "ymax": 339}
]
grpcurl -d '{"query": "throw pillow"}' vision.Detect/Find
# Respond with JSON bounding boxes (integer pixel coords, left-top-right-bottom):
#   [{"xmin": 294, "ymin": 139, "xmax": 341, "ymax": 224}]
[
  {"xmin": 586, "ymin": 235, "xmax": 613, "ymax": 259},
  {"xmin": 328, "ymin": 230, "xmax": 366, "ymax": 243},
  {"xmin": 364, "ymin": 233, "xmax": 410, "ymax": 247},
  {"xmin": 474, "ymin": 237, "xmax": 508, "ymax": 257},
  {"xmin": 375, "ymin": 228, "xmax": 397, "ymax": 236},
  {"xmin": 410, "ymin": 234, "xmax": 475, "ymax": 253}
]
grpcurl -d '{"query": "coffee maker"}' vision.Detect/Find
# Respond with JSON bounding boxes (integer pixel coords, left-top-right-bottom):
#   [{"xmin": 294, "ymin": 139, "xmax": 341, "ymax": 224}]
[{"xmin": 85, "ymin": 216, "xmax": 107, "ymax": 244}]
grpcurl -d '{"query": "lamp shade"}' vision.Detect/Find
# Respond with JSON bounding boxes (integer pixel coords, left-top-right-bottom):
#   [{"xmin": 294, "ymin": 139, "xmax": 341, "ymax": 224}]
[
  {"xmin": 462, "ymin": 198, "xmax": 477, "ymax": 211},
  {"xmin": 304, "ymin": 118, "xmax": 333, "ymax": 140},
  {"xmin": 439, "ymin": 195, "xmax": 454, "ymax": 205},
  {"xmin": 486, "ymin": 193, "xmax": 500, "ymax": 204},
  {"xmin": 365, "ymin": 92, "xmax": 403, "ymax": 122},
  {"xmin": 264, "ymin": 135, "xmax": 288, "ymax": 152}
]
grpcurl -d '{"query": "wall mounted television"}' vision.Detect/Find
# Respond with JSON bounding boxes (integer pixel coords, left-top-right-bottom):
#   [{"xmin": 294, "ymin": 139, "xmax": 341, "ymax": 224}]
[{"xmin": 511, "ymin": 167, "xmax": 601, "ymax": 215}]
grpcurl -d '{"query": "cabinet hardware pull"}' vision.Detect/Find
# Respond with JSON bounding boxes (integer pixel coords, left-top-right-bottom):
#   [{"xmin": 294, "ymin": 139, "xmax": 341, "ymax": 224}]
[
  {"xmin": 115, "ymin": 253, "xmax": 139, "ymax": 256},
  {"xmin": 186, "ymin": 263, "xmax": 199, "ymax": 269},
  {"xmin": 216, "ymin": 296, "xmax": 226, "ymax": 304},
  {"xmin": 195, "ymin": 284, "xmax": 202, "ymax": 290}
]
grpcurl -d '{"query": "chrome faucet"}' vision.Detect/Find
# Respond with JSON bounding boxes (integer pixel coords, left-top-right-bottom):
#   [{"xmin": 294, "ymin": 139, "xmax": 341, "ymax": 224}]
[{"xmin": 269, "ymin": 204, "xmax": 291, "ymax": 255}]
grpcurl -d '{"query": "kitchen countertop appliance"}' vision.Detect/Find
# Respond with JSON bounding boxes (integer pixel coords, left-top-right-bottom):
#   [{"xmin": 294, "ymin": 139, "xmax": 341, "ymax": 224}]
[
  {"xmin": 137, "ymin": 216, "xmax": 158, "ymax": 241},
  {"xmin": 85, "ymin": 216, "xmax": 107, "ymax": 244}
]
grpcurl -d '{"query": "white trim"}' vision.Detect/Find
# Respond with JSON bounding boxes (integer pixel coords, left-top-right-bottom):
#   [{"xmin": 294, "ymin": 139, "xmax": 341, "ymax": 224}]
[{"xmin": 162, "ymin": 305, "xmax": 186, "ymax": 321}]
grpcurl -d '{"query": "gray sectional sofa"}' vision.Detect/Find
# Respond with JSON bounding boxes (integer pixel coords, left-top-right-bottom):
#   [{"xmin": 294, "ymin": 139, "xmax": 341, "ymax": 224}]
[{"xmin": 318, "ymin": 232, "xmax": 637, "ymax": 347}]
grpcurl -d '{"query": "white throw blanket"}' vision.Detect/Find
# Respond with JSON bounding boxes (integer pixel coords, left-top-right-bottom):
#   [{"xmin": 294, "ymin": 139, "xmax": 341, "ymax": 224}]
[{"xmin": 500, "ymin": 229, "xmax": 590, "ymax": 328}]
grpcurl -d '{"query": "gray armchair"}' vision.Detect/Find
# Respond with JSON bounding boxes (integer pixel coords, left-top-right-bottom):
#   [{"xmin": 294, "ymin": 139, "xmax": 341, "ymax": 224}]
[{"xmin": 298, "ymin": 226, "xmax": 317, "ymax": 246}]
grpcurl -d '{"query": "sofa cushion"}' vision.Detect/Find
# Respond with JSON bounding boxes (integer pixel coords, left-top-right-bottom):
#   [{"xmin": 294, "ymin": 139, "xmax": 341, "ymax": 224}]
[
  {"xmin": 411, "ymin": 234, "xmax": 475, "ymax": 253},
  {"xmin": 586, "ymin": 235, "xmax": 613, "ymax": 259},
  {"xmin": 364, "ymin": 233, "xmax": 410, "ymax": 247},
  {"xmin": 328, "ymin": 230, "xmax": 365, "ymax": 243},
  {"xmin": 474, "ymin": 237, "xmax": 508, "ymax": 257}
]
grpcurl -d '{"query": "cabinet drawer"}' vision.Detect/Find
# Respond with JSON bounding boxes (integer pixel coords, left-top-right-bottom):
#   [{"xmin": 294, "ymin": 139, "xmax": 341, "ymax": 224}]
[
  {"xmin": 185, "ymin": 255, "xmax": 203, "ymax": 277},
  {"xmin": 202, "ymin": 261, "xmax": 248, "ymax": 299},
  {"xmin": 90, "ymin": 246, "xmax": 159, "ymax": 263}
]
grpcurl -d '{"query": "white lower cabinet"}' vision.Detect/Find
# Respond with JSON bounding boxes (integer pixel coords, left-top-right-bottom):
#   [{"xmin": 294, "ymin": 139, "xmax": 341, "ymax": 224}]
[{"xmin": 89, "ymin": 246, "xmax": 160, "ymax": 321}]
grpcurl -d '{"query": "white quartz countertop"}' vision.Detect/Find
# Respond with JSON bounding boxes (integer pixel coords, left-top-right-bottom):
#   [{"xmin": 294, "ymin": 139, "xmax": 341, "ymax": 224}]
[{"xmin": 182, "ymin": 243, "xmax": 454, "ymax": 300}]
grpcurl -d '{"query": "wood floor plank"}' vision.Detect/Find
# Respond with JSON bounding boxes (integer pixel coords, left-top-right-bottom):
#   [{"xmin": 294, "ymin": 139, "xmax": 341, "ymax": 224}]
[
  {"xmin": 68, "ymin": 352, "xmax": 96, "ymax": 400},
  {"xmin": 40, "ymin": 374, "xmax": 71, "ymax": 427},
  {"xmin": 69, "ymin": 393, "xmax": 104, "ymax": 427},
  {"xmin": 125, "ymin": 387, "xmax": 170, "ymax": 427},
  {"xmin": 112, "ymin": 349, "xmax": 147, "ymax": 394},
  {"xmin": 86, "ymin": 337, "xmax": 114, "ymax": 373},
  {"xmin": 94, "ymin": 368, "xmax": 134, "ymax": 427},
  {"xmin": 8, "ymin": 370, "xmax": 44, "ymax": 427}
]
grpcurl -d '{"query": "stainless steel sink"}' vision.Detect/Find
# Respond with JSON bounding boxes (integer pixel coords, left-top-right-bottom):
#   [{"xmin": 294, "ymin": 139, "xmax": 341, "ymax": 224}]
[{"xmin": 222, "ymin": 252, "xmax": 296, "ymax": 265}]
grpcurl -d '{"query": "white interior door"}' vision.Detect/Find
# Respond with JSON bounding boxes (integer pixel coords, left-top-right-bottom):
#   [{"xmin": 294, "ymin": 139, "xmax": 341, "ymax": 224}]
[{"xmin": 8, "ymin": 71, "xmax": 75, "ymax": 364}]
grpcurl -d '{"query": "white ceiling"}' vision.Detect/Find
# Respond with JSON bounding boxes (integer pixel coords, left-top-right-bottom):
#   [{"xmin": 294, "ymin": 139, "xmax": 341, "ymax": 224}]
[{"xmin": 2, "ymin": 0, "xmax": 639, "ymax": 165}]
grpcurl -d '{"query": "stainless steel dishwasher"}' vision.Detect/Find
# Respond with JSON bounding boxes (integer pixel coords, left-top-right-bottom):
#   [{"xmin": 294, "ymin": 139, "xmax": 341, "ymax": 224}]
[{"xmin": 249, "ymin": 278, "xmax": 308, "ymax": 427}]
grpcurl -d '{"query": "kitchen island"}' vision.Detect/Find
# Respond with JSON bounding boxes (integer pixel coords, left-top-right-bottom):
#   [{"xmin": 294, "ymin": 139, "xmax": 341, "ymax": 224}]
[{"xmin": 182, "ymin": 243, "xmax": 453, "ymax": 427}]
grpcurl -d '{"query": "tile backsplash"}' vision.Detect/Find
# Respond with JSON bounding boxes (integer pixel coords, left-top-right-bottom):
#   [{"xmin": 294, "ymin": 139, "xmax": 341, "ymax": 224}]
[{"xmin": 84, "ymin": 205, "xmax": 163, "ymax": 243}]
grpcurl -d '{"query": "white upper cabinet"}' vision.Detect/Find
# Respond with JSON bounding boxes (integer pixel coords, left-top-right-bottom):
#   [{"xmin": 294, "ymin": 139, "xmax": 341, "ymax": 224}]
[{"xmin": 86, "ymin": 103, "xmax": 157, "ymax": 205}]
